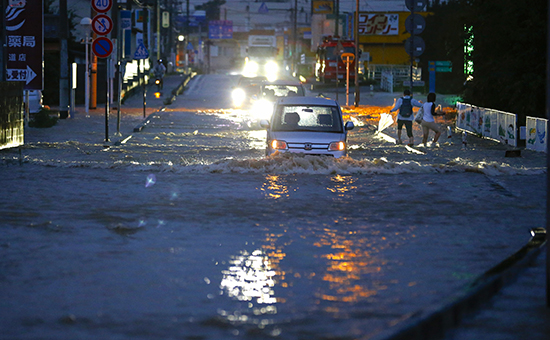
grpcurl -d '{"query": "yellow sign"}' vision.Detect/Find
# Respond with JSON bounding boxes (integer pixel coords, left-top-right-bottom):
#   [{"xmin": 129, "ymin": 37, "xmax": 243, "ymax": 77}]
[{"xmin": 312, "ymin": 1, "xmax": 334, "ymax": 15}]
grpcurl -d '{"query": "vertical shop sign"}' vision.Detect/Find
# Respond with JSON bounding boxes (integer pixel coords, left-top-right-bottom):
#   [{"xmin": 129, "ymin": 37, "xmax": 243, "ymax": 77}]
[{"xmin": 5, "ymin": 0, "xmax": 44, "ymax": 90}]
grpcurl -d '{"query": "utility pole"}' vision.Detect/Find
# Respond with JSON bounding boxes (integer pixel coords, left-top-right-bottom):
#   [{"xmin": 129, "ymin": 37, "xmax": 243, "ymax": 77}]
[
  {"xmin": 546, "ymin": 0, "xmax": 550, "ymax": 308},
  {"xmin": 334, "ymin": 0, "xmax": 339, "ymax": 37},
  {"xmin": 91, "ymin": 9, "xmax": 98, "ymax": 109},
  {"xmin": 293, "ymin": 0, "xmax": 297, "ymax": 75},
  {"xmin": 354, "ymin": 0, "xmax": 360, "ymax": 107},
  {"xmin": 59, "ymin": 0, "xmax": 70, "ymax": 118},
  {"xmin": 0, "ymin": 0, "xmax": 6, "ymax": 81}
]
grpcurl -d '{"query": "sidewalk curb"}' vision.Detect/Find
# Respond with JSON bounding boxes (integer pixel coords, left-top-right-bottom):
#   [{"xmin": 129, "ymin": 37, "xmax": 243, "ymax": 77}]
[
  {"xmin": 132, "ymin": 107, "xmax": 166, "ymax": 133},
  {"xmin": 367, "ymin": 235, "xmax": 546, "ymax": 340}
]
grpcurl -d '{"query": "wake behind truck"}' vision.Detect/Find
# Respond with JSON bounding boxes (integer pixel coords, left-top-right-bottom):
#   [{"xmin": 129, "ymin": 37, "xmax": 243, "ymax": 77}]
[{"xmin": 243, "ymin": 35, "xmax": 279, "ymax": 80}]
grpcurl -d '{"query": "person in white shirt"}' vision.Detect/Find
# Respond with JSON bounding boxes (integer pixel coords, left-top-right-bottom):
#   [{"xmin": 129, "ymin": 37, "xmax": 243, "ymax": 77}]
[{"xmin": 420, "ymin": 92, "xmax": 444, "ymax": 146}]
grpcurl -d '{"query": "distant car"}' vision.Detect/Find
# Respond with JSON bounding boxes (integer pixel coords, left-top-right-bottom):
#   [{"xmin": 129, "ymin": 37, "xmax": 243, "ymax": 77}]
[
  {"xmin": 231, "ymin": 75, "xmax": 267, "ymax": 108},
  {"xmin": 251, "ymin": 79, "xmax": 306, "ymax": 119},
  {"xmin": 260, "ymin": 96, "xmax": 354, "ymax": 158}
]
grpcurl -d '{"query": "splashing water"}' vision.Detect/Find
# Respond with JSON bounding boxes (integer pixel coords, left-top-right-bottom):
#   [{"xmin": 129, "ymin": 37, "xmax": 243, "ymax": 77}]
[{"xmin": 145, "ymin": 174, "xmax": 157, "ymax": 187}]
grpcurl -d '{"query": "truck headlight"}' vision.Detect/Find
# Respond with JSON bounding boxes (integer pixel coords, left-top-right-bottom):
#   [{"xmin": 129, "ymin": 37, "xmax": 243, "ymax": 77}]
[
  {"xmin": 243, "ymin": 61, "xmax": 259, "ymax": 76},
  {"xmin": 265, "ymin": 61, "xmax": 278, "ymax": 81}
]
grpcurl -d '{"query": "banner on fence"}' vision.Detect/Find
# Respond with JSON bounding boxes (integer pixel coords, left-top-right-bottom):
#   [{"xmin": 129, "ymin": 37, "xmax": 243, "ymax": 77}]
[
  {"xmin": 456, "ymin": 102, "xmax": 517, "ymax": 147},
  {"xmin": 526, "ymin": 116, "xmax": 547, "ymax": 153}
]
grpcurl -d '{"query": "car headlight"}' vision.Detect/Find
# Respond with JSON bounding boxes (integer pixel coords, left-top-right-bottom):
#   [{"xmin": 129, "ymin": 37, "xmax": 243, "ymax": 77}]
[
  {"xmin": 232, "ymin": 88, "xmax": 246, "ymax": 107},
  {"xmin": 265, "ymin": 61, "xmax": 278, "ymax": 81},
  {"xmin": 270, "ymin": 140, "xmax": 287, "ymax": 150},
  {"xmin": 329, "ymin": 141, "xmax": 345, "ymax": 151},
  {"xmin": 243, "ymin": 61, "xmax": 259, "ymax": 76},
  {"xmin": 251, "ymin": 99, "xmax": 274, "ymax": 120}
]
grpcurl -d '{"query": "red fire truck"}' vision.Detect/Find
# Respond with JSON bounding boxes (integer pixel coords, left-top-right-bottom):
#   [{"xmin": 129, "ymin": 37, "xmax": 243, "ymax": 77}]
[{"xmin": 315, "ymin": 36, "xmax": 357, "ymax": 83}]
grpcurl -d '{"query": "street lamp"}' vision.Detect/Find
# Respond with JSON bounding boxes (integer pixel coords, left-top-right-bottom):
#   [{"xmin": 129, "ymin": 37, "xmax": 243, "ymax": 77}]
[{"xmin": 80, "ymin": 17, "xmax": 92, "ymax": 118}]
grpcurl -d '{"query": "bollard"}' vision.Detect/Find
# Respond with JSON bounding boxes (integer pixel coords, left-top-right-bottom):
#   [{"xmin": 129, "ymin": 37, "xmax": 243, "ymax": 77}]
[{"xmin": 462, "ymin": 131, "xmax": 467, "ymax": 149}]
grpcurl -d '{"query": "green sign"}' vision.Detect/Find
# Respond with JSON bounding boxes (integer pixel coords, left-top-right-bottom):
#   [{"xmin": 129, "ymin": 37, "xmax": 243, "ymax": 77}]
[
  {"xmin": 435, "ymin": 61, "xmax": 452, "ymax": 67},
  {"xmin": 436, "ymin": 66, "xmax": 452, "ymax": 72}
]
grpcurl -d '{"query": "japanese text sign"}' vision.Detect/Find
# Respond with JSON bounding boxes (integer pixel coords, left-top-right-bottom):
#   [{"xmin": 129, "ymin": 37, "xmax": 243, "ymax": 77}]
[
  {"xmin": 358, "ymin": 13, "xmax": 399, "ymax": 36},
  {"xmin": 5, "ymin": 0, "xmax": 44, "ymax": 90}
]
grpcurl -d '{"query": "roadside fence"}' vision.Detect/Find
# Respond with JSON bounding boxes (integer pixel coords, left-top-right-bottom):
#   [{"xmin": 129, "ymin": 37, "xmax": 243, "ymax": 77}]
[
  {"xmin": 380, "ymin": 71, "xmax": 394, "ymax": 93},
  {"xmin": 0, "ymin": 82, "xmax": 24, "ymax": 150},
  {"xmin": 525, "ymin": 116, "xmax": 548, "ymax": 153},
  {"xmin": 456, "ymin": 102, "xmax": 518, "ymax": 148}
]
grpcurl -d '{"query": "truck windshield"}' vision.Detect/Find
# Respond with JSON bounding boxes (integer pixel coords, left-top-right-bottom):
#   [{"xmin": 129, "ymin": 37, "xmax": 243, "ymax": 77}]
[
  {"xmin": 249, "ymin": 47, "xmax": 275, "ymax": 57},
  {"xmin": 324, "ymin": 46, "xmax": 355, "ymax": 61}
]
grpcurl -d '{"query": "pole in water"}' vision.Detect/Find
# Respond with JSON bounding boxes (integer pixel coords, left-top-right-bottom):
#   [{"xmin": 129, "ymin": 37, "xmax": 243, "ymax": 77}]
[{"xmin": 105, "ymin": 62, "xmax": 110, "ymax": 142}]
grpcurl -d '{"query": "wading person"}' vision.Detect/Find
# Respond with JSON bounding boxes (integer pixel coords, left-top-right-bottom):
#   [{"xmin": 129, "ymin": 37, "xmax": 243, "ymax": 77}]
[
  {"xmin": 421, "ymin": 92, "xmax": 445, "ymax": 147},
  {"xmin": 390, "ymin": 89, "xmax": 422, "ymax": 146}
]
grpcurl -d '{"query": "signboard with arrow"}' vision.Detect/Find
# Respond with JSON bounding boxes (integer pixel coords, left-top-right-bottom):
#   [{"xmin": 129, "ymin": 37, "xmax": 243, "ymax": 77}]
[{"xmin": 4, "ymin": 0, "xmax": 43, "ymax": 90}]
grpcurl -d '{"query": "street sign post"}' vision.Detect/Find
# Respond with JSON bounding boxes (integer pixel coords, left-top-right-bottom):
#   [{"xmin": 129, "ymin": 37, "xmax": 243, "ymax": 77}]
[
  {"xmin": 341, "ymin": 52, "xmax": 355, "ymax": 106},
  {"xmin": 90, "ymin": 0, "xmax": 113, "ymax": 142}
]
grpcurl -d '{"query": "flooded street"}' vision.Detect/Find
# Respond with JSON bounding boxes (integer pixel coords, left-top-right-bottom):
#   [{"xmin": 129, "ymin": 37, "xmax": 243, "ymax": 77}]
[{"xmin": 0, "ymin": 74, "xmax": 546, "ymax": 340}]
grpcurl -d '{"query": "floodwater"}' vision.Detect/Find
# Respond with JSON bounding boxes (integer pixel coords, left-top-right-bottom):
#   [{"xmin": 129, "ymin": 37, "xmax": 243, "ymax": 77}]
[{"xmin": 0, "ymin": 74, "xmax": 546, "ymax": 340}]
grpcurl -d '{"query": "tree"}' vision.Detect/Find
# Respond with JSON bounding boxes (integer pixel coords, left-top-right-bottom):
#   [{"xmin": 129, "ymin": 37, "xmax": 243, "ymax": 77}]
[
  {"xmin": 464, "ymin": 0, "xmax": 546, "ymax": 122},
  {"xmin": 424, "ymin": 0, "xmax": 547, "ymax": 121},
  {"xmin": 195, "ymin": 0, "xmax": 226, "ymax": 22}
]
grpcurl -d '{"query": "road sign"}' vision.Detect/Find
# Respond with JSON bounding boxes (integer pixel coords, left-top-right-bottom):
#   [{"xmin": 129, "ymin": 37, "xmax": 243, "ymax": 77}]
[
  {"xmin": 403, "ymin": 80, "xmax": 425, "ymax": 87},
  {"xmin": 341, "ymin": 52, "xmax": 355, "ymax": 63},
  {"xmin": 6, "ymin": 65, "xmax": 38, "ymax": 84},
  {"xmin": 162, "ymin": 11, "xmax": 170, "ymax": 28},
  {"xmin": 430, "ymin": 61, "xmax": 453, "ymax": 72},
  {"xmin": 134, "ymin": 42, "xmax": 149, "ymax": 59},
  {"xmin": 208, "ymin": 20, "xmax": 233, "ymax": 39},
  {"xmin": 120, "ymin": 10, "xmax": 131, "ymax": 30},
  {"xmin": 405, "ymin": 0, "xmax": 427, "ymax": 12},
  {"xmin": 92, "ymin": 37, "xmax": 113, "ymax": 58},
  {"xmin": 92, "ymin": 0, "xmax": 112, "ymax": 13},
  {"xmin": 404, "ymin": 36, "xmax": 425, "ymax": 57},
  {"xmin": 405, "ymin": 14, "xmax": 426, "ymax": 35},
  {"xmin": 92, "ymin": 14, "xmax": 113, "ymax": 36}
]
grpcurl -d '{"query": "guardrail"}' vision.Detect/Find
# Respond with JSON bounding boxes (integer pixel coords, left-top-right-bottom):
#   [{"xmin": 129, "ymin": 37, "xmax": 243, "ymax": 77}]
[
  {"xmin": 456, "ymin": 102, "xmax": 517, "ymax": 147},
  {"xmin": 380, "ymin": 71, "xmax": 394, "ymax": 93},
  {"xmin": 525, "ymin": 116, "xmax": 547, "ymax": 152}
]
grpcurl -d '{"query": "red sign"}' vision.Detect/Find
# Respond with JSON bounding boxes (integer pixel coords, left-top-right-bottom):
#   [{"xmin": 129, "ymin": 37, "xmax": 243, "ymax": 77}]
[
  {"xmin": 92, "ymin": 14, "xmax": 113, "ymax": 36},
  {"xmin": 92, "ymin": 37, "xmax": 113, "ymax": 58},
  {"xmin": 91, "ymin": 0, "xmax": 112, "ymax": 13}
]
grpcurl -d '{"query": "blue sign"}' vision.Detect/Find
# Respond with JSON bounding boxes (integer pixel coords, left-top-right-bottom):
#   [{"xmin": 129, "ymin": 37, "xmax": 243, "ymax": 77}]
[
  {"xmin": 120, "ymin": 10, "xmax": 131, "ymax": 30},
  {"xmin": 134, "ymin": 42, "xmax": 149, "ymax": 60},
  {"xmin": 209, "ymin": 20, "xmax": 233, "ymax": 39},
  {"xmin": 92, "ymin": 37, "xmax": 113, "ymax": 58},
  {"xmin": 258, "ymin": 2, "xmax": 269, "ymax": 14}
]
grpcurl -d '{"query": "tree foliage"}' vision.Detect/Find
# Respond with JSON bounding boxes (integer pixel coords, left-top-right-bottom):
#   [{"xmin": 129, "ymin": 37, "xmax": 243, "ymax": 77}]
[
  {"xmin": 425, "ymin": 0, "xmax": 547, "ymax": 121},
  {"xmin": 195, "ymin": 0, "xmax": 226, "ymax": 21}
]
